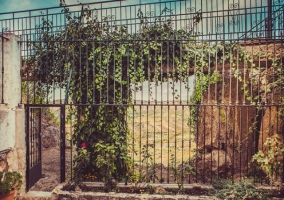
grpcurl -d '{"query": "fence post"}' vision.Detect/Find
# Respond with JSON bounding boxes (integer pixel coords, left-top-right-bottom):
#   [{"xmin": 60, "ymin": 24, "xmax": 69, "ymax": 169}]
[
  {"xmin": 266, "ymin": 0, "xmax": 273, "ymax": 39},
  {"xmin": 0, "ymin": 33, "xmax": 26, "ymax": 195}
]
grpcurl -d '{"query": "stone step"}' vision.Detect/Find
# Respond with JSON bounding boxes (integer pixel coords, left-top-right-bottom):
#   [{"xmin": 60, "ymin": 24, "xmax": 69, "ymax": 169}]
[{"xmin": 16, "ymin": 191, "xmax": 52, "ymax": 200}]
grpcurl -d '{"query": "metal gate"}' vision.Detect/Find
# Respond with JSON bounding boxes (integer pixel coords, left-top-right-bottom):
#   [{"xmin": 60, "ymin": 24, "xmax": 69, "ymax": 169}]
[
  {"xmin": 25, "ymin": 107, "xmax": 42, "ymax": 190},
  {"xmin": 25, "ymin": 105, "xmax": 66, "ymax": 191}
]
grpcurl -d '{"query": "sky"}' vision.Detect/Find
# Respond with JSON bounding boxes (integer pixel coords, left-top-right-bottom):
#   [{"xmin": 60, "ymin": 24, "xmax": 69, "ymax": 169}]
[
  {"xmin": 0, "ymin": 0, "xmax": 268, "ymax": 13},
  {"xmin": 0, "ymin": 0, "xmax": 271, "ymax": 39},
  {"xmin": 0, "ymin": 0, "xmax": 165, "ymax": 13},
  {"xmin": 0, "ymin": 0, "xmax": 59, "ymax": 13}
]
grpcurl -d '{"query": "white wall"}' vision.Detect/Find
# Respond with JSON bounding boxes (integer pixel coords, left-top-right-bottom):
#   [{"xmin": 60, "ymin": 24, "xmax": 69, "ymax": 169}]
[{"xmin": 0, "ymin": 34, "xmax": 21, "ymax": 151}]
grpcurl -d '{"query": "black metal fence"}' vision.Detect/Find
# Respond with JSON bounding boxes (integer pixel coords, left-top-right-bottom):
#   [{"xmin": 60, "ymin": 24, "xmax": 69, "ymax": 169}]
[
  {"xmin": 26, "ymin": 107, "xmax": 42, "ymax": 190},
  {"xmin": 1, "ymin": 0, "xmax": 284, "ymax": 185}
]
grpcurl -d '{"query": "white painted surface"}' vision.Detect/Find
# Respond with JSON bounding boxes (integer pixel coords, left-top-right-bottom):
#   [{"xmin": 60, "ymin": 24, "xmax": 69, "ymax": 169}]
[
  {"xmin": 0, "ymin": 108, "xmax": 16, "ymax": 151},
  {"xmin": 0, "ymin": 34, "xmax": 21, "ymax": 151},
  {"xmin": 0, "ymin": 33, "xmax": 21, "ymax": 107}
]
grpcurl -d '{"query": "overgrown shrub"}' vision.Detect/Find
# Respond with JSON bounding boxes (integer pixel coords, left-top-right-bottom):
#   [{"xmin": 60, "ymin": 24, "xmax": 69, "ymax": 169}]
[
  {"xmin": 253, "ymin": 134, "xmax": 284, "ymax": 184},
  {"xmin": 212, "ymin": 178, "xmax": 268, "ymax": 200}
]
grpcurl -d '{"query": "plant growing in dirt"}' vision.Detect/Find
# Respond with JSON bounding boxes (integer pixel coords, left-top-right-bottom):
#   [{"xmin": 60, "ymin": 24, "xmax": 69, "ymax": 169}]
[
  {"xmin": 212, "ymin": 178, "xmax": 268, "ymax": 200},
  {"xmin": 72, "ymin": 142, "xmax": 90, "ymax": 185},
  {"xmin": 0, "ymin": 171, "xmax": 22, "ymax": 196},
  {"xmin": 94, "ymin": 140, "xmax": 121, "ymax": 191},
  {"xmin": 127, "ymin": 144, "xmax": 158, "ymax": 192},
  {"xmin": 140, "ymin": 144, "xmax": 158, "ymax": 183},
  {"xmin": 169, "ymin": 152, "xmax": 195, "ymax": 193},
  {"xmin": 253, "ymin": 134, "xmax": 284, "ymax": 185}
]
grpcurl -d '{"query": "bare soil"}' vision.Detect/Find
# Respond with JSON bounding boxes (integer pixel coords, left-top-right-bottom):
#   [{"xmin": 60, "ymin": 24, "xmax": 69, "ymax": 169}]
[{"xmin": 29, "ymin": 147, "xmax": 72, "ymax": 192}]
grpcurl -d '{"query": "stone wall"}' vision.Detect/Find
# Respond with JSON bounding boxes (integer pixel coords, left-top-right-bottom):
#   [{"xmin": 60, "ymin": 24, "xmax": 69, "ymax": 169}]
[
  {"xmin": 197, "ymin": 66, "xmax": 255, "ymax": 178},
  {"xmin": 196, "ymin": 42, "xmax": 284, "ymax": 179}
]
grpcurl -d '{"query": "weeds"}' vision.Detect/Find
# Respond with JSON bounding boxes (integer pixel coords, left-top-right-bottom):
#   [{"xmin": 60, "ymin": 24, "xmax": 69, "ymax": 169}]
[{"xmin": 212, "ymin": 178, "xmax": 268, "ymax": 200}]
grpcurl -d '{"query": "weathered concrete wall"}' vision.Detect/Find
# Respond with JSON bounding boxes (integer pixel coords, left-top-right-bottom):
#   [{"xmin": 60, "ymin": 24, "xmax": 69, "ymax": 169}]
[
  {"xmin": 0, "ymin": 149, "xmax": 10, "ymax": 172},
  {"xmin": 0, "ymin": 34, "xmax": 26, "ymax": 195},
  {"xmin": 0, "ymin": 108, "xmax": 16, "ymax": 150},
  {"xmin": 0, "ymin": 33, "xmax": 21, "ymax": 107},
  {"xmin": 0, "ymin": 33, "xmax": 22, "ymax": 150}
]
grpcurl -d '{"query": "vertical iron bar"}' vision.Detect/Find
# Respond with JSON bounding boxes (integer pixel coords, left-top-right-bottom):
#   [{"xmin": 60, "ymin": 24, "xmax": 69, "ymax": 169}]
[
  {"xmin": 130, "ymin": 104, "xmax": 134, "ymax": 183},
  {"xmin": 25, "ymin": 106, "xmax": 30, "ymax": 191},
  {"xmin": 167, "ymin": 105, "xmax": 169, "ymax": 183},
  {"xmin": 92, "ymin": 41, "xmax": 96, "ymax": 104},
  {"xmin": 217, "ymin": 105, "xmax": 220, "ymax": 179},
  {"xmin": 269, "ymin": 106, "xmax": 272, "ymax": 182},
  {"xmin": 160, "ymin": 105, "xmax": 163, "ymax": 182},
  {"xmin": 31, "ymin": 108, "xmax": 33, "ymax": 170},
  {"xmin": 232, "ymin": 106, "xmax": 235, "ymax": 183},
  {"xmin": 79, "ymin": 37, "xmax": 82, "ymax": 104},
  {"xmin": 203, "ymin": 106, "xmax": 206, "ymax": 183},
  {"xmin": 181, "ymin": 105, "xmax": 184, "ymax": 183},
  {"xmin": 155, "ymin": 25, "xmax": 157, "ymax": 105},
  {"xmin": 267, "ymin": 0, "xmax": 273, "ymax": 39},
  {"xmin": 261, "ymin": 105, "xmax": 264, "ymax": 184},
  {"xmin": 139, "ymin": 105, "xmax": 141, "ymax": 180},
  {"xmin": 39, "ymin": 108, "xmax": 42, "ymax": 167},
  {"xmin": 239, "ymin": 106, "xmax": 242, "ymax": 181},
  {"xmin": 60, "ymin": 105, "xmax": 66, "ymax": 182},
  {"xmin": 172, "ymin": 41, "xmax": 175, "ymax": 104},
  {"xmin": 174, "ymin": 105, "xmax": 177, "ymax": 182},
  {"xmin": 253, "ymin": 107, "xmax": 257, "ymax": 184},
  {"xmin": 86, "ymin": 40, "xmax": 89, "ymax": 104},
  {"xmin": 210, "ymin": 105, "xmax": 213, "ymax": 183},
  {"xmin": 225, "ymin": 106, "xmax": 228, "ymax": 179},
  {"xmin": 281, "ymin": 33, "xmax": 284, "ymax": 183},
  {"xmin": 276, "ymin": 105, "xmax": 279, "ymax": 181},
  {"xmin": 188, "ymin": 105, "xmax": 192, "ymax": 184},
  {"xmin": 146, "ymin": 106, "xmax": 149, "ymax": 175},
  {"xmin": 246, "ymin": 107, "xmax": 249, "ymax": 175},
  {"xmin": 153, "ymin": 105, "xmax": 156, "ymax": 183},
  {"xmin": 127, "ymin": 44, "xmax": 130, "ymax": 105},
  {"xmin": 1, "ymin": 29, "xmax": 4, "ymax": 104},
  {"xmin": 70, "ymin": 105, "xmax": 73, "ymax": 181},
  {"xmin": 100, "ymin": 39, "xmax": 103, "ymax": 104}
]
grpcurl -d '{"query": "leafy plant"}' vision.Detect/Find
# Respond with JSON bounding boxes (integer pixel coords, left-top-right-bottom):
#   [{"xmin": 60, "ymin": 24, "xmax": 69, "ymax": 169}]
[
  {"xmin": 0, "ymin": 171, "xmax": 23, "ymax": 196},
  {"xmin": 72, "ymin": 142, "xmax": 90, "ymax": 184},
  {"xmin": 169, "ymin": 152, "xmax": 195, "ymax": 194},
  {"xmin": 127, "ymin": 144, "xmax": 157, "ymax": 189},
  {"xmin": 42, "ymin": 107, "xmax": 60, "ymax": 126},
  {"xmin": 244, "ymin": 160, "xmax": 268, "ymax": 183},
  {"xmin": 140, "ymin": 144, "xmax": 158, "ymax": 183},
  {"xmin": 212, "ymin": 178, "xmax": 268, "ymax": 200},
  {"xmin": 253, "ymin": 134, "xmax": 284, "ymax": 184},
  {"xmin": 93, "ymin": 140, "xmax": 127, "ymax": 191}
]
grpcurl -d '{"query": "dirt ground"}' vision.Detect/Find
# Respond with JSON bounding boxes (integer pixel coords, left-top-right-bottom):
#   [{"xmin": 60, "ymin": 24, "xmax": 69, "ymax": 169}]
[{"xmin": 29, "ymin": 144, "xmax": 72, "ymax": 192}]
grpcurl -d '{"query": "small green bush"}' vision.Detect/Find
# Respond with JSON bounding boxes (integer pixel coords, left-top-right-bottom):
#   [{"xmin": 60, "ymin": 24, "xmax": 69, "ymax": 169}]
[
  {"xmin": 0, "ymin": 171, "xmax": 23, "ymax": 195},
  {"xmin": 212, "ymin": 178, "xmax": 268, "ymax": 200},
  {"xmin": 253, "ymin": 134, "xmax": 284, "ymax": 184}
]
